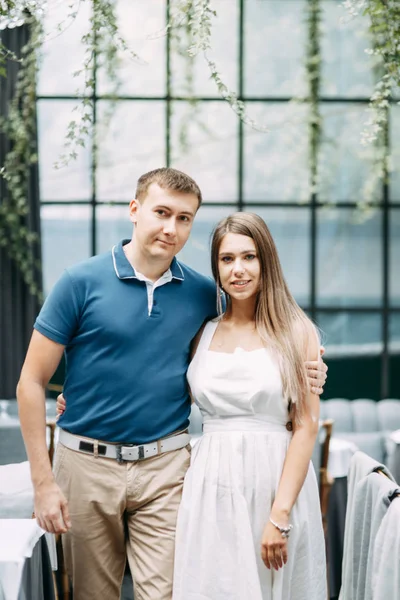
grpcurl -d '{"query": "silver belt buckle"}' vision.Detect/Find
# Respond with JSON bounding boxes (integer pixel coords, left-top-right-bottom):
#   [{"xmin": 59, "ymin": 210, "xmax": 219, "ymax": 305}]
[{"xmin": 117, "ymin": 443, "xmax": 145, "ymax": 463}]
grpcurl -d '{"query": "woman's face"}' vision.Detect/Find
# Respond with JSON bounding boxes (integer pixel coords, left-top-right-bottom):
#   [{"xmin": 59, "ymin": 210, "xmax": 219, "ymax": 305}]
[{"xmin": 218, "ymin": 232, "xmax": 261, "ymax": 302}]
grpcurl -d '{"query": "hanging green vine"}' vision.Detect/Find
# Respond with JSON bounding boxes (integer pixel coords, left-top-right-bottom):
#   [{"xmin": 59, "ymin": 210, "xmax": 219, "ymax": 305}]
[
  {"xmin": 343, "ymin": 0, "xmax": 400, "ymax": 206},
  {"xmin": 169, "ymin": 0, "xmax": 215, "ymax": 158},
  {"xmin": 305, "ymin": 0, "xmax": 323, "ymax": 194},
  {"xmin": 3, "ymin": 0, "xmax": 399, "ymax": 300},
  {"xmin": 170, "ymin": 0, "xmax": 269, "ymax": 133},
  {"xmin": 55, "ymin": 0, "xmax": 143, "ymax": 169},
  {"xmin": 0, "ymin": 15, "xmax": 43, "ymax": 299},
  {"xmin": 0, "ymin": 0, "xmax": 140, "ymax": 296}
]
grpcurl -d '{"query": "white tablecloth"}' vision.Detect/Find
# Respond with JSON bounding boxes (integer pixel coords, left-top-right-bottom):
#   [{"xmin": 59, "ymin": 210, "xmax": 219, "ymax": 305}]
[
  {"xmin": 0, "ymin": 463, "xmax": 57, "ymax": 571},
  {"xmin": 0, "ymin": 519, "xmax": 45, "ymax": 600},
  {"xmin": 327, "ymin": 437, "xmax": 359, "ymax": 479}
]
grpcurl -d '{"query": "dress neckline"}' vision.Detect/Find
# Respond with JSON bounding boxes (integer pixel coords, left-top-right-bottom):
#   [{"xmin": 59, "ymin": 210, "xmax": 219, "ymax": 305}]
[
  {"xmin": 206, "ymin": 318, "xmax": 266, "ymax": 356},
  {"xmin": 207, "ymin": 347, "xmax": 267, "ymax": 356}
]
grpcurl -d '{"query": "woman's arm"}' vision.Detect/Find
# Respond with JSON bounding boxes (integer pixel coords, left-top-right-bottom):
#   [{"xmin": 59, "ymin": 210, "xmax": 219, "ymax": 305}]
[{"xmin": 261, "ymin": 323, "xmax": 320, "ymax": 571}]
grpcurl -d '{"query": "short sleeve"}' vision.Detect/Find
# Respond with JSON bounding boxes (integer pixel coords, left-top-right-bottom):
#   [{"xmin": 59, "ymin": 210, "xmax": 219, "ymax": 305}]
[{"xmin": 34, "ymin": 270, "xmax": 81, "ymax": 345}]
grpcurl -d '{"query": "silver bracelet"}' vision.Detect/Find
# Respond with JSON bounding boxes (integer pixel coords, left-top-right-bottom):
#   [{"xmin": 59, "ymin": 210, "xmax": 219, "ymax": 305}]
[{"xmin": 269, "ymin": 517, "xmax": 293, "ymax": 539}]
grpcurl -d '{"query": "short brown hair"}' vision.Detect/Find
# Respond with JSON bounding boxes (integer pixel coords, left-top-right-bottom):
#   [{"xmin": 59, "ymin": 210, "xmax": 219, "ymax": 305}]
[{"xmin": 135, "ymin": 168, "xmax": 202, "ymax": 206}]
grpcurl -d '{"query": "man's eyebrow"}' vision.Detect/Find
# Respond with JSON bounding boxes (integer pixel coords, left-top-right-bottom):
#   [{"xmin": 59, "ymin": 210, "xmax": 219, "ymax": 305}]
[{"xmin": 154, "ymin": 205, "xmax": 195, "ymax": 217}]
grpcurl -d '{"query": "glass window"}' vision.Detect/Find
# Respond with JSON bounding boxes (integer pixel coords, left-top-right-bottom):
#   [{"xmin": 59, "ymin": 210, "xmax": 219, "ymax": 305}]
[
  {"xmin": 319, "ymin": 103, "xmax": 379, "ymax": 203},
  {"xmin": 243, "ymin": 103, "xmax": 309, "ymax": 203},
  {"xmin": 41, "ymin": 205, "xmax": 91, "ymax": 294},
  {"xmin": 37, "ymin": 1, "xmax": 91, "ymax": 96},
  {"xmin": 321, "ymin": 1, "xmax": 374, "ymax": 98},
  {"xmin": 177, "ymin": 206, "xmax": 234, "ymax": 277},
  {"xmin": 317, "ymin": 208, "xmax": 382, "ymax": 307},
  {"xmin": 390, "ymin": 210, "xmax": 400, "ymax": 307},
  {"xmin": 244, "ymin": 0, "xmax": 307, "ymax": 98},
  {"xmin": 316, "ymin": 312, "xmax": 383, "ymax": 357},
  {"xmin": 96, "ymin": 100, "xmax": 166, "ymax": 201},
  {"xmin": 97, "ymin": 0, "xmax": 166, "ymax": 97},
  {"xmin": 389, "ymin": 313, "xmax": 400, "ymax": 397},
  {"xmin": 390, "ymin": 106, "xmax": 400, "ymax": 203},
  {"xmin": 246, "ymin": 207, "xmax": 311, "ymax": 306},
  {"xmin": 389, "ymin": 313, "xmax": 400, "ymax": 354},
  {"xmin": 96, "ymin": 205, "xmax": 133, "ymax": 255},
  {"xmin": 170, "ymin": 0, "xmax": 238, "ymax": 97},
  {"xmin": 170, "ymin": 101, "xmax": 238, "ymax": 202},
  {"xmin": 37, "ymin": 100, "xmax": 92, "ymax": 201}
]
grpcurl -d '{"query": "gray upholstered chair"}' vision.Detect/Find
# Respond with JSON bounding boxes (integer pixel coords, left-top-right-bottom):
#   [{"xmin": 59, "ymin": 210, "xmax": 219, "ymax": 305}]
[{"xmin": 320, "ymin": 398, "xmax": 400, "ymax": 463}]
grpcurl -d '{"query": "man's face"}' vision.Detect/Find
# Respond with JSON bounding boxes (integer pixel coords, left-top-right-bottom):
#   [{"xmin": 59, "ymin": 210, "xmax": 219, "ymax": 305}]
[{"xmin": 129, "ymin": 183, "xmax": 199, "ymax": 262}]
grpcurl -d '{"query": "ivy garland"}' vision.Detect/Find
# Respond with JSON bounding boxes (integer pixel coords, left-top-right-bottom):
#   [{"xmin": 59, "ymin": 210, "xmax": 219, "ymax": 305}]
[
  {"xmin": 305, "ymin": 0, "xmax": 322, "ymax": 194},
  {"xmin": 55, "ymin": 0, "xmax": 143, "ymax": 170},
  {"xmin": 0, "ymin": 14, "xmax": 43, "ymax": 299},
  {"xmin": 343, "ymin": 0, "xmax": 400, "ymax": 206},
  {"xmin": 1, "ymin": 0, "xmax": 400, "ymax": 296}
]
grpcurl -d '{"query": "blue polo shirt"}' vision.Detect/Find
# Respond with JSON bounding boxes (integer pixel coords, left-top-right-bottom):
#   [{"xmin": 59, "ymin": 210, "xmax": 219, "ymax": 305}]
[{"xmin": 34, "ymin": 240, "xmax": 217, "ymax": 443}]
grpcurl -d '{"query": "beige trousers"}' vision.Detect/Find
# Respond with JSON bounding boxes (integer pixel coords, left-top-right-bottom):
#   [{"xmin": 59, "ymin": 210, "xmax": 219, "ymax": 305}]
[{"xmin": 53, "ymin": 439, "xmax": 191, "ymax": 600}]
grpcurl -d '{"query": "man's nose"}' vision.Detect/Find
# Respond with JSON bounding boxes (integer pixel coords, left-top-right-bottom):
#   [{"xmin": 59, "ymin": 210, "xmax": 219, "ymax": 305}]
[{"xmin": 163, "ymin": 218, "xmax": 177, "ymax": 236}]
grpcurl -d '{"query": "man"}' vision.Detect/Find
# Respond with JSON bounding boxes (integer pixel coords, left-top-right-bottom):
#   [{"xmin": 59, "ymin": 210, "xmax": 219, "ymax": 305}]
[{"xmin": 17, "ymin": 168, "xmax": 327, "ymax": 600}]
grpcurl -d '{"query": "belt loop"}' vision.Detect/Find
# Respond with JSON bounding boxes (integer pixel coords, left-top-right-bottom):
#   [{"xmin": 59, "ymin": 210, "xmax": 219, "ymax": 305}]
[
  {"xmin": 157, "ymin": 439, "xmax": 162, "ymax": 454},
  {"xmin": 93, "ymin": 439, "xmax": 99, "ymax": 458}
]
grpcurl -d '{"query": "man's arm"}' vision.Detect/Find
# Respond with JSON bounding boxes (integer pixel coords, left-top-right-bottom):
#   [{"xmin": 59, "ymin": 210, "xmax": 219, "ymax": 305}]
[{"xmin": 17, "ymin": 330, "xmax": 71, "ymax": 534}]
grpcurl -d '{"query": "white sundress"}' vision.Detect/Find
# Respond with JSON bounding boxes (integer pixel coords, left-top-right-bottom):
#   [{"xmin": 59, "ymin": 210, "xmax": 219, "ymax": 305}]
[{"xmin": 173, "ymin": 319, "xmax": 327, "ymax": 600}]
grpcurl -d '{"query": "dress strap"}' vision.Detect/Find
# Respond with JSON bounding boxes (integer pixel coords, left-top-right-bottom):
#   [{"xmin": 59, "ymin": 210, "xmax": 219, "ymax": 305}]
[{"xmin": 195, "ymin": 319, "xmax": 219, "ymax": 355}]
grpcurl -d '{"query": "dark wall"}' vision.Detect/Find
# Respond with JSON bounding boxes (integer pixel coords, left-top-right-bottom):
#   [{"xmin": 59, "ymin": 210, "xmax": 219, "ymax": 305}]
[{"xmin": 321, "ymin": 355, "xmax": 400, "ymax": 400}]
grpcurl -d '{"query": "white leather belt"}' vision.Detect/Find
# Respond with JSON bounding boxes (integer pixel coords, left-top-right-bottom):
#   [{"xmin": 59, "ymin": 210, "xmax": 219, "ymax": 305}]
[{"xmin": 59, "ymin": 429, "xmax": 191, "ymax": 463}]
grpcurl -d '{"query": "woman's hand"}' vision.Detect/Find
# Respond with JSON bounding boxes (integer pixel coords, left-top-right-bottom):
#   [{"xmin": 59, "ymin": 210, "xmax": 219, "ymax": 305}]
[
  {"xmin": 261, "ymin": 519, "xmax": 288, "ymax": 571},
  {"xmin": 56, "ymin": 393, "xmax": 66, "ymax": 418}
]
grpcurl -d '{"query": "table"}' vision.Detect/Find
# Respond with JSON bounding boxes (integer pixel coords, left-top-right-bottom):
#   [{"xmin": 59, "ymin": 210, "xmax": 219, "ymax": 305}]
[
  {"xmin": 0, "ymin": 520, "xmax": 55, "ymax": 600},
  {"xmin": 327, "ymin": 437, "xmax": 359, "ymax": 479},
  {"xmin": 325, "ymin": 438, "xmax": 358, "ymax": 599},
  {"xmin": 0, "ymin": 462, "xmax": 58, "ymax": 571}
]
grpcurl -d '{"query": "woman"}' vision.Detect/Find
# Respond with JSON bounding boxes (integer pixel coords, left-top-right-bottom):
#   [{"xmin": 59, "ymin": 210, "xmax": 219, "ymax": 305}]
[{"xmin": 172, "ymin": 212, "xmax": 326, "ymax": 599}]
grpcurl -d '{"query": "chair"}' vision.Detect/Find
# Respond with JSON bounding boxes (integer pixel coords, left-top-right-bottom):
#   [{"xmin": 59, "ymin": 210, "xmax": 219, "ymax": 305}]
[
  {"xmin": 320, "ymin": 398, "xmax": 400, "ymax": 463},
  {"xmin": 339, "ymin": 465, "xmax": 399, "ymax": 600},
  {"xmin": 318, "ymin": 419, "xmax": 334, "ymax": 538},
  {"xmin": 319, "ymin": 399, "xmax": 354, "ymax": 433},
  {"xmin": 377, "ymin": 398, "xmax": 400, "ymax": 436},
  {"xmin": 371, "ymin": 485, "xmax": 400, "ymax": 600}
]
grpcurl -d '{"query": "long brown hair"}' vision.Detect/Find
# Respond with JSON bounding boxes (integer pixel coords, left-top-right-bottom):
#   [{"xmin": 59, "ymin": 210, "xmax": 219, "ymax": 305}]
[{"xmin": 211, "ymin": 212, "xmax": 318, "ymax": 422}]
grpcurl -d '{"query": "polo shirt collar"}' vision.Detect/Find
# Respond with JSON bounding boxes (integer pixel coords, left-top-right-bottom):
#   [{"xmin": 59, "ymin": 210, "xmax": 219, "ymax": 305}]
[{"xmin": 112, "ymin": 240, "xmax": 185, "ymax": 281}]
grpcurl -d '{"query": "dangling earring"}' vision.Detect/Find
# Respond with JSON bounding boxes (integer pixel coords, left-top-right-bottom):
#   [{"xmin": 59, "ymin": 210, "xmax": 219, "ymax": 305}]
[{"xmin": 216, "ymin": 280, "xmax": 224, "ymax": 316}]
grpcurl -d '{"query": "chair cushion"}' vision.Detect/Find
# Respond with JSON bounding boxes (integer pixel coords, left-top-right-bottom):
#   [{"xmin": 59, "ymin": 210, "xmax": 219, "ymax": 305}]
[
  {"xmin": 334, "ymin": 431, "xmax": 385, "ymax": 463},
  {"xmin": 350, "ymin": 399, "xmax": 379, "ymax": 433},
  {"xmin": 377, "ymin": 399, "xmax": 400, "ymax": 432},
  {"xmin": 321, "ymin": 399, "xmax": 354, "ymax": 433}
]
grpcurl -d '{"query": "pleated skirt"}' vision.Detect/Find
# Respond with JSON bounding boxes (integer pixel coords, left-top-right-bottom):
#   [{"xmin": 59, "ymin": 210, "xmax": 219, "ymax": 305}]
[{"xmin": 172, "ymin": 418, "xmax": 327, "ymax": 600}]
